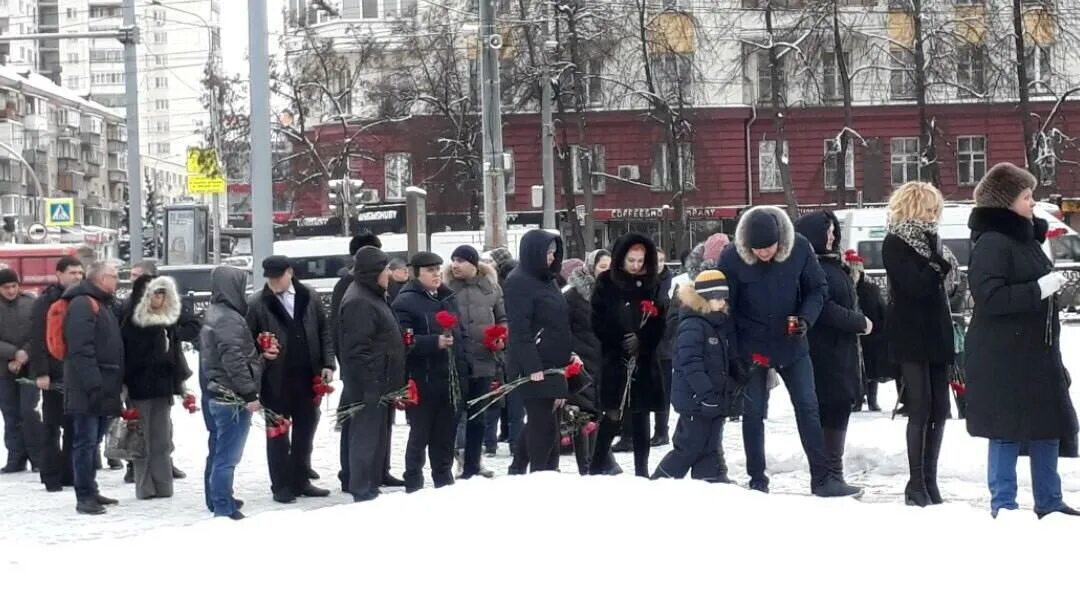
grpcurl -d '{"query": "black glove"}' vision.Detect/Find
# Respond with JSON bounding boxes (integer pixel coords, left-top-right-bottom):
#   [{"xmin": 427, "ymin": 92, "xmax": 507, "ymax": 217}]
[
  {"xmin": 730, "ymin": 358, "xmax": 752, "ymax": 386},
  {"xmin": 621, "ymin": 333, "xmax": 640, "ymax": 356},
  {"xmin": 788, "ymin": 317, "xmax": 809, "ymax": 338},
  {"xmin": 931, "ymin": 252, "xmax": 952, "ymax": 278},
  {"xmin": 925, "ymin": 231, "xmax": 940, "ymax": 254}
]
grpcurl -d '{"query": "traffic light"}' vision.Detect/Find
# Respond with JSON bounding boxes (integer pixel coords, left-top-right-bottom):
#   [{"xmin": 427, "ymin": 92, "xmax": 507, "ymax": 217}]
[
  {"xmin": 327, "ymin": 179, "xmax": 366, "ymax": 214},
  {"xmin": 2, "ymin": 215, "xmax": 15, "ymax": 233}
]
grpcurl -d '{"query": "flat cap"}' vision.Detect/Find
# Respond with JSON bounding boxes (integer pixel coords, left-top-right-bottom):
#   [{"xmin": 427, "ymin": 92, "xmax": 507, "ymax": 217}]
[
  {"xmin": 262, "ymin": 255, "xmax": 292, "ymax": 278},
  {"xmin": 408, "ymin": 252, "xmax": 444, "ymax": 268}
]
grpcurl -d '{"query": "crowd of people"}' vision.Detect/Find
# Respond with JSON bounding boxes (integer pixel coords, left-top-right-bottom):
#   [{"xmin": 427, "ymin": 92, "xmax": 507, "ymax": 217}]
[{"xmin": 0, "ymin": 163, "xmax": 1077, "ymax": 520}]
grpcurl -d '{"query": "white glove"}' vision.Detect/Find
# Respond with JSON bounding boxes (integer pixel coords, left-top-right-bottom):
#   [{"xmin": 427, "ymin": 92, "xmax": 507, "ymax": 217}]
[
  {"xmin": 1037, "ymin": 272, "xmax": 1067, "ymax": 300},
  {"xmin": 862, "ymin": 317, "xmax": 874, "ymax": 336}
]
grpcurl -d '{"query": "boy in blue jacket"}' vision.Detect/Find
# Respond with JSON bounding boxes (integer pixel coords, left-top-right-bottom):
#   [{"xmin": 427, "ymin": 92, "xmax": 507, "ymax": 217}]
[{"xmin": 652, "ymin": 270, "xmax": 742, "ymax": 482}]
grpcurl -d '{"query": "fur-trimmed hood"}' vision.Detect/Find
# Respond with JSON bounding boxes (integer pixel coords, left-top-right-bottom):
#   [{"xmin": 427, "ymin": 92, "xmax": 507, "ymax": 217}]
[
  {"xmin": 131, "ymin": 275, "xmax": 181, "ymax": 328},
  {"xmin": 734, "ymin": 206, "xmax": 795, "ymax": 265},
  {"xmin": 969, "ymin": 207, "xmax": 1049, "ymax": 245},
  {"xmin": 564, "ymin": 265, "xmax": 597, "ymax": 300},
  {"xmin": 443, "ymin": 260, "xmax": 498, "ymax": 288}
]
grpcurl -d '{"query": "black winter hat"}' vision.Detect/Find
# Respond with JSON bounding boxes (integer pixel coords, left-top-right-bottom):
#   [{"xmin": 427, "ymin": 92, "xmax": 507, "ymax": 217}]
[
  {"xmin": 746, "ymin": 211, "xmax": 781, "ymax": 249},
  {"xmin": 353, "ymin": 246, "xmax": 389, "ymax": 288},
  {"xmin": 451, "ymin": 244, "xmax": 480, "ymax": 268},
  {"xmin": 409, "ymin": 251, "xmax": 444, "ymax": 268},
  {"xmin": 0, "ymin": 267, "xmax": 18, "ymax": 286},
  {"xmin": 262, "ymin": 255, "xmax": 291, "ymax": 278},
  {"xmin": 349, "ymin": 232, "xmax": 382, "ymax": 256},
  {"xmin": 974, "ymin": 162, "xmax": 1038, "ymax": 209}
]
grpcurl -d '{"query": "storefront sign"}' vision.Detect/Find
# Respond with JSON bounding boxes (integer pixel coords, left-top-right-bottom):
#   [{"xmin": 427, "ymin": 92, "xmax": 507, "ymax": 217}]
[{"xmin": 357, "ymin": 209, "xmax": 399, "ymax": 222}]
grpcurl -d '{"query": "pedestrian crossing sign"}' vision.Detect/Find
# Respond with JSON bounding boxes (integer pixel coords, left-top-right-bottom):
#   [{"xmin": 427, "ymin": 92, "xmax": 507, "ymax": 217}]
[{"xmin": 45, "ymin": 198, "xmax": 75, "ymax": 227}]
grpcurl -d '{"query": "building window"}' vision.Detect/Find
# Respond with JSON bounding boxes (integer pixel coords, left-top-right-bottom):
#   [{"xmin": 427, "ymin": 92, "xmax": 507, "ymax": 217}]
[
  {"xmin": 652, "ymin": 53, "xmax": 694, "ymax": 99},
  {"xmin": 155, "ymin": 77, "xmax": 168, "ymax": 89},
  {"xmin": 652, "ymin": 142, "xmax": 695, "ymax": 192},
  {"xmin": 66, "ymin": 8, "xmax": 75, "ymax": 19},
  {"xmin": 90, "ymin": 49, "xmax": 124, "ymax": 63},
  {"xmin": 822, "ymin": 50, "xmax": 850, "ymax": 101},
  {"xmin": 384, "ymin": 0, "xmax": 417, "ymax": 17},
  {"xmin": 363, "ymin": 0, "xmax": 378, "ymax": 19},
  {"xmin": 156, "ymin": 143, "xmax": 171, "ymax": 155},
  {"xmin": 891, "ymin": 137, "xmax": 924, "ymax": 186},
  {"xmin": 956, "ymin": 136, "xmax": 987, "ymax": 186},
  {"xmin": 153, "ymin": 32, "xmax": 167, "ymax": 44},
  {"xmin": 759, "ymin": 140, "xmax": 788, "ymax": 193},
  {"xmin": 155, "ymin": 99, "xmax": 169, "ymax": 111},
  {"xmin": 889, "ymin": 45, "xmax": 915, "ymax": 100},
  {"xmin": 570, "ymin": 145, "xmax": 606, "ymax": 194},
  {"xmin": 155, "ymin": 120, "xmax": 169, "ymax": 134},
  {"xmin": 67, "ymin": 52, "xmax": 78, "ymax": 63},
  {"xmin": 756, "ymin": 51, "xmax": 785, "ymax": 103},
  {"xmin": 956, "ymin": 44, "xmax": 986, "ymax": 98},
  {"xmin": 1024, "ymin": 45, "xmax": 1053, "ymax": 95},
  {"xmin": 155, "ymin": 55, "xmax": 167, "ymax": 67},
  {"xmin": 384, "ymin": 152, "xmax": 411, "ymax": 201},
  {"xmin": 65, "ymin": 77, "xmax": 79, "ymax": 89},
  {"xmin": 824, "ymin": 139, "xmax": 855, "ymax": 190},
  {"xmin": 504, "ymin": 149, "xmax": 515, "ymax": 194}
]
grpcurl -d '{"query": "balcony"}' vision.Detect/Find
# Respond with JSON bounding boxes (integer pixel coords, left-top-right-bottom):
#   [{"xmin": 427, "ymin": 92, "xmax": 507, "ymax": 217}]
[
  {"xmin": 22, "ymin": 148, "xmax": 48, "ymax": 169},
  {"xmin": 107, "ymin": 139, "xmax": 126, "ymax": 154},
  {"xmin": 108, "ymin": 169, "xmax": 127, "ymax": 184},
  {"xmin": 0, "ymin": 177, "xmax": 22, "ymax": 196},
  {"xmin": 106, "ymin": 125, "xmax": 126, "ymax": 143},
  {"xmin": 85, "ymin": 163, "xmax": 101, "ymax": 178},
  {"xmin": 23, "ymin": 114, "xmax": 46, "ymax": 132},
  {"xmin": 57, "ymin": 171, "xmax": 81, "ymax": 194},
  {"xmin": 81, "ymin": 131, "xmax": 102, "ymax": 147},
  {"xmin": 58, "ymin": 158, "xmax": 82, "ymax": 173},
  {"xmin": 85, "ymin": 193, "xmax": 102, "ymax": 208}
]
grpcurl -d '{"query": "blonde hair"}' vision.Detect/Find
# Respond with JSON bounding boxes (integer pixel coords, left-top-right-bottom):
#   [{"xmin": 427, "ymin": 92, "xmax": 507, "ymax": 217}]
[{"xmin": 887, "ymin": 181, "xmax": 944, "ymax": 225}]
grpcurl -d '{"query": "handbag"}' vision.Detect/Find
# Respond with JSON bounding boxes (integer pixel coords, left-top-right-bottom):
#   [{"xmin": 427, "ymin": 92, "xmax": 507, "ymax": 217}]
[{"xmin": 104, "ymin": 417, "xmax": 144, "ymax": 461}]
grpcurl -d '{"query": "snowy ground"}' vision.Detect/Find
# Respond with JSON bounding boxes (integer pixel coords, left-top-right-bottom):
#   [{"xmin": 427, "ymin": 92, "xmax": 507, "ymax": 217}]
[{"xmin": 2, "ymin": 331, "xmax": 1080, "ymax": 605}]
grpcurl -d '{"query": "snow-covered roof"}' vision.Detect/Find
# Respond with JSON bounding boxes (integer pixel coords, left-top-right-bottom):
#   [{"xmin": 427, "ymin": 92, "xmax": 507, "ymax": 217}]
[{"xmin": 0, "ymin": 65, "xmax": 125, "ymax": 122}]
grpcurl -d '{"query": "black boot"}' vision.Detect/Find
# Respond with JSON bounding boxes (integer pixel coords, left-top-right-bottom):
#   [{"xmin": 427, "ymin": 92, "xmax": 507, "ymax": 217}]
[
  {"xmin": 904, "ymin": 420, "xmax": 931, "ymax": 507},
  {"xmin": 171, "ymin": 464, "xmax": 187, "ymax": 480},
  {"xmin": 106, "ymin": 458, "xmax": 124, "ymax": 470},
  {"xmin": 649, "ymin": 432, "xmax": 670, "ymax": 447},
  {"xmin": 381, "ymin": 474, "xmax": 405, "ymax": 488},
  {"xmin": 124, "ymin": 462, "xmax": 134, "ymax": 483},
  {"xmin": 1036, "ymin": 505, "xmax": 1080, "ymax": 519},
  {"xmin": 95, "ymin": 494, "xmax": 119, "ymax": 506},
  {"xmin": 76, "ymin": 497, "xmax": 106, "ymax": 515},
  {"xmin": 822, "ymin": 428, "xmax": 847, "ymax": 480},
  {"xmin": 611, "ymin": 437, "xmax": 633, "ymax": 453},
  {"xmin": 0, "ymin": 459, "xmax": 26, "ymax": 474},
  {"xmin": 924, "ymin": 420, "xmax": 945, "ymax": 505},
  {"xmin": 717, "ymin": 444, "xmax": 733, "ymax": 484},
  {"xmin": 866, "ymin": 382, "xmax": 881, "ymax": 412}
]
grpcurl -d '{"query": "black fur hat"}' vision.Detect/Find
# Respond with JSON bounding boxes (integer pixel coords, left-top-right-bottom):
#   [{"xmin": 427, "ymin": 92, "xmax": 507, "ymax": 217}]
[{"xmin": 974, "ymin": 162, "xmax": 1037, "ymax": 209}]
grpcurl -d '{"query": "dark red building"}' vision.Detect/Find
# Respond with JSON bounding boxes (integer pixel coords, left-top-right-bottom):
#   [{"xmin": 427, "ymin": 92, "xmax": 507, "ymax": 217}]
[{"xmin": 306, "ymin": 100, "xmax": 1080, "ymax": 251}]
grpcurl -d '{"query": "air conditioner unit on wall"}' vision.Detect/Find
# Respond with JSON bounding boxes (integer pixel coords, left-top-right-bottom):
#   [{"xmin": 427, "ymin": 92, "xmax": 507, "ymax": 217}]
[{"xmin": 618, "ymin": 165, "xmax": 640, "ymax": 181}]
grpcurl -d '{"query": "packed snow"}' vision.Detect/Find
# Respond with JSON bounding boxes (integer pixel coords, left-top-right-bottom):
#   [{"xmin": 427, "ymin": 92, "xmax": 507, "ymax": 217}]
[{"xmin": 2, "ymin": 330, "xmax": 1079, "ymax": 606}]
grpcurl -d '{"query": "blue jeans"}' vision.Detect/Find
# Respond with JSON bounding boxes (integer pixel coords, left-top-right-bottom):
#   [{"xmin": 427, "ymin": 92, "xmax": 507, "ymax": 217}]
[
  {"xmin": 207, "ymin": 399, "xmax": 252, "ymax": 517},
  {"xmin": 988, "ymin": 439, "xmax": 1065, "ymax": 515},
  {"xmin": 71, "ymin": 414, "xmax": 107, "ymax": 501},
  {"xmin": 742, "ymin": 354, "xmax": 828, "ymax": 490},
  {"xmin": 199, "ymin": 365, "xmax": 216, "ymax": 512}
]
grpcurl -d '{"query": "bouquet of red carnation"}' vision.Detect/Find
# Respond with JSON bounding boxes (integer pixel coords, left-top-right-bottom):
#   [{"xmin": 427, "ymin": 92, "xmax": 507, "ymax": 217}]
[
  {"xmin": 267, "ymin": 416, "xmax": 293, "ymax": 439},
  {"xmin": 1048, "ymin": 227, "xmax": 1069, "ymax": 239},
  {"xmin": 467, "ymin": 360, "xmax": 584, "ymax": 420},
  {"xmin": 120, "ymin": 408, "xmax": 140, "ymax": 422},
  {"xmin": 483, "ymin": 324, "xmax": 508, "ymax": 353},
  {"xmin": 558, "ymin": 404, "xmax": 598, "ymax": 448},
  {"xmin": 335, "ymin": 379, "xmax": 420, "ymax": 429},
  {"xmin": 181, "ymin": 392, "xmax": 199, "ymax": 414},
  {"xmin": 435, "ymin": 310, "xmax": 463, "ymax": 409},
  {"xmin": 619, "ymin": 300, "xmax": 660, "ymax": 413},
  {"xmin": 312, "ymin": 375, "xmax": 336, "ymax": 406},
  {"xmin": 257, "ymin": 332, "xmax": 279, "ymax": 353},
  {"xmin": 403, "ymin": 328, "xmax": 415, "ymax": 348}
]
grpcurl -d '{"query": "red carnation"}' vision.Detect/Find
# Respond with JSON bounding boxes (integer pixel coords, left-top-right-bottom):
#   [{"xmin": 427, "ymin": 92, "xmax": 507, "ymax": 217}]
[
  {"xmin": 490, "ymin": 380, "xmax": 502, "ymax": 392},
  {"xmin": 751, "ymin": 353, "xmax": 771, "ymax": 368},
  {"xmin": 435, "ymin": 310, "xmax": 458, "ymax": 331},
  {"xmin": 640, "ymin": 300, "xmax": 659, "ymax": 319},
  {"xmin": 583, "ymin": 421, "xmax": 598, "ymax": 436},
  {"xmin": 257, "ymin": 332, "xmax": 277, "ymax": 352},
  {"xmin": 950, "ymin": 381, "xmax": 967, "ymax": 397},
  {"xmin": 1048, "ymin": 227, "xmax": 1068, "ymax": 239},
  {"xmin": 403, "ymin": 329, "xmax": 415, "ymax": 347},
  {"xmin": 483, "ymin": 324, "xmax": 508, "ymax": 352},
  {"xmin": 182, "ymin": 393, "xmax": 199, "ymax": 414},
  {"xmin": 560, "ymin": 435, "xmax": 573, "ymax": 447},
  {"xmin": 120, "ymin": 408, "xmax": 139, "ymax": 422},
  {"xmin": 267, "ymin": 418, "xmax": 292, "ymax": 439},
  {"xmin": 406, "ymin": 379, "xmax": 420, "ymax": 404},
  {"xmin": 564, "ymin": 359, "xmax": 584, "ymax": 379}
]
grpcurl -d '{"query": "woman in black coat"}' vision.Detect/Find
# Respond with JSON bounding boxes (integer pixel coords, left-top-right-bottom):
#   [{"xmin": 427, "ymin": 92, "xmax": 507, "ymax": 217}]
[
  {"xmin": 589, "ymin": 233, "xmax": 666, "ymax": 478},
  {"xmin": 848, "ymin": 255, "xmax": 890, "ymax": 412},
  {"xmin": 504, "ymin": 230, "xmax": 573, "ymax": 473},
  {"xmin": 965, "ymin": 163, "xmax": 1079, "ymax": 519},
  {"xmin": 794, "ymin": 211, "xmax": 870, "ymax": 481},
  {"xmin": 563, "ymin": 249, "xmax": 611, "ymax": 474},
  {"xmin": 882, "ymin": 181, "xmax": 955, "ymax": 507},
  {"xmin": 121, "ymin": 274, "xmax": 191, "ymax": 499}
]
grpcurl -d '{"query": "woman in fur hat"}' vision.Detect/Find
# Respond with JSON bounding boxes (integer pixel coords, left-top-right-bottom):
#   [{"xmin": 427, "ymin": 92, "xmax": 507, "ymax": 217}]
[
  {"xmin": 965, "ymin": 162, "xmax": 1079, "ymax": 519},
  {"xmin": 121, "ymin": 274, "xmax": 191, "ymax": 500},
  {"xmin": 881, "ymin": 182, "xmax": 954, "ymax": 507}
]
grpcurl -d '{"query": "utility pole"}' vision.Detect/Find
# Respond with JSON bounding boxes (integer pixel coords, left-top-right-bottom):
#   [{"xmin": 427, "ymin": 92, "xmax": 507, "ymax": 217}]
[
  {"xmin": 208, "ymin": 25, "xmax": 223, "ymax": 263},
  {"xmin": 479, "ymin": 0, "xmax": 507, "ymax": 251},
  {"xmin": 249, "ymin": 0, "xmax": 273, "ymax": 277},
  {"xmin": 540, "ymin": 1, "xmax": 556, "ymax": 231},
  {"xmin": 122, "ymin": 0, "xmax": 143, "ymax": 264}
]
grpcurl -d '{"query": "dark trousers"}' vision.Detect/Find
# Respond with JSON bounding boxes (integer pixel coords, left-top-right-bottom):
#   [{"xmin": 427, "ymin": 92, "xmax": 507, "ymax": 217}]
[
  {"xmin": 653, "ymin": 360, "xmax": 673, "ymax": 437},
  {"xmin": 347, "ymin": 400, "xmax": 389, "ymax": 499},
  {"xmin": 265, "ymin": 383, "xmax": 319, "ymax": 495},
  {"xmin": 340, "ymin": 402, "xmax": 395, "ymax": 489},
  {"xmin": 200, "ymin": 364, "xmax": 216, "ymax": 512},
  {"xmin": 71, "ymin": 414, "xmax": 107, "ymax": 501},
  {"xmin": 483, "ymin": 400, "xmax": 501, "ymax": 452},
  {"xmin": 593, "ymin": 410, "xmax": 651, "ymax": 477},
  {"xmin": 506, "ymin": 390, "xmax": 526, "ymax": 454},
  {"xmin": 742, "ymin": 354, "xmax": 828, "ymax": 490},
  {"xmin": 654, "ymin": 414, "xmax": 725, "ymax": 481},
  {"xmin": 521, "ymin": 398, "xmax": 559, "ymax": 472},
  {"xmin": 819, "ymin": 400, "xmax": 852, "ymax": 432},
  {"xmin": 403, "ymin": 389, "xmax": 457, "ymax": 490},
  {"xmin": 0, "ymin": 375, "xmax": 43, "ymax": 469},
  {"xmin": 899, "ymin": 362, "xmax": 949, "ymax": 489},
  {"xmin": 457, "ymin": 377, "xmax": 491, "ymax": 478},
  {"xmin": 39, "ymin": 389, "xmax": 73, "ymax": 487}
]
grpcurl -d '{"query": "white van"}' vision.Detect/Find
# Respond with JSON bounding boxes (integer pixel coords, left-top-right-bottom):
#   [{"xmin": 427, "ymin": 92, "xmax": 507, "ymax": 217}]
[
  {"xmin": 273, "ymin": 233, "xmax": 409, "ymax": 293},
  {"xmin": 429, "ymin": 227, "xmax": 557, "ymax": 262},
  {"xmin": 836, "ymin": 204, "xmax": 1080, "ymax": 271}
]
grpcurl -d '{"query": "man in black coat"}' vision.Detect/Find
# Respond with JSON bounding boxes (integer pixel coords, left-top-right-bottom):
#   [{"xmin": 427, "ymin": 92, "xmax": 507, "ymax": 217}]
[
  {"xmin": 330, "ymin": 232, "xmax": 383, "ymax": 356},
  {"xmin": 28, "ymin": 255, "xmax": 83, "ymax": 491},
  {"xmin": 0, "ymin": 269, "xmax": 43, "ymax": 476},
  {"xmin": 392, "ymin": 252, "xmax": 469, "ymax": 492},
  {"xmin": 794, "ymin": 211, "xmax": 872, "ymax": 482},
  {"xmin": 63, "ymin": 261, "xmax": 125, "ymax": 515},
  {"xmin": 246, "ymin": 255, "xmax": 335, "ymax": 502},
  {"xmin": 387, "ymin": 258, "xmax": 409, "ymax": 302},
  {"xmin": 339, "ymin": 247, "xmax": 406, "ymax": 502},
  {"xmin": 504, "ymin": 230, "xmax": 572, "ymax": 473}
]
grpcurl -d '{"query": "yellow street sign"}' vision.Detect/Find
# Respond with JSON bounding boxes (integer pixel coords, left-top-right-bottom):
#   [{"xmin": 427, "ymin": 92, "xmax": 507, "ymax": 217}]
[
  {"xmin": 188, "ymin": 176, "xmax": 226, "ymax": 194},
  {"xmin": 187, "ymin": 147, "xmax": 225, "ymax": 194}
]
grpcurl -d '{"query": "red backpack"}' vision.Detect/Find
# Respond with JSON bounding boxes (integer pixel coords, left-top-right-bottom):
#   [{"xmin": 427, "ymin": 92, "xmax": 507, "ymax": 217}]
[{"xmin": 45, "ymin": 298, "xmax": 99, "ymax": 360}]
